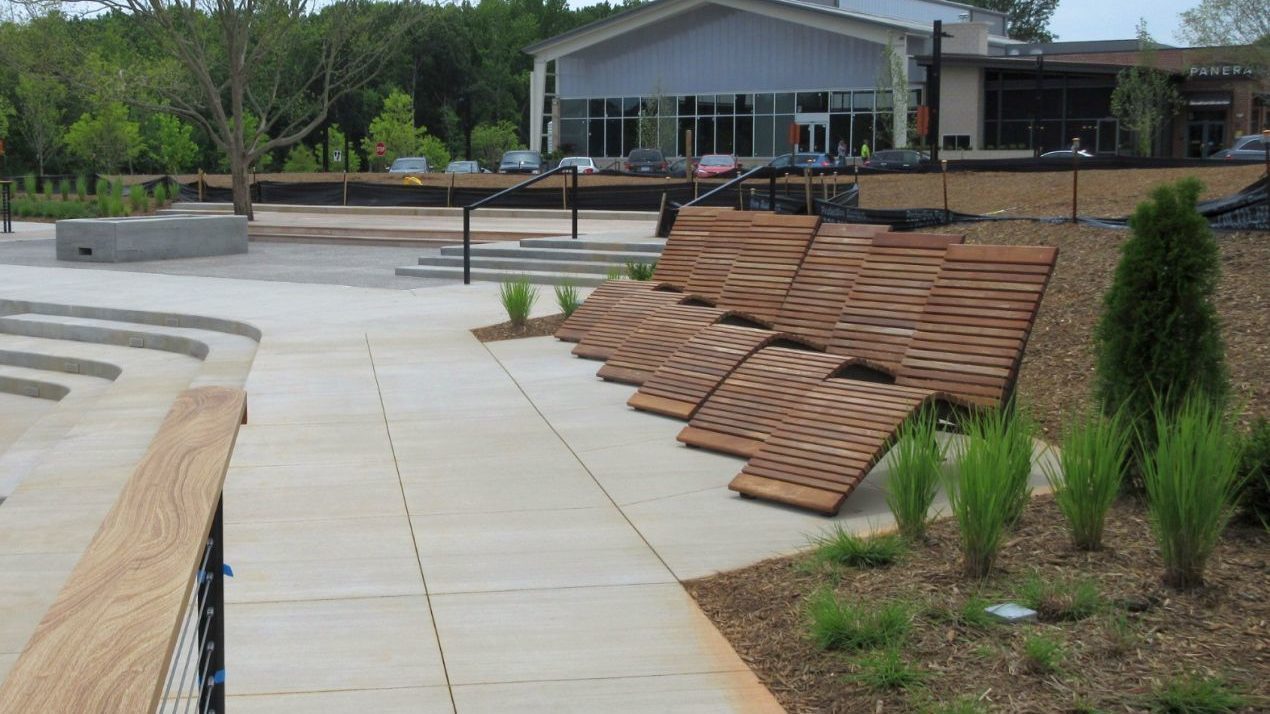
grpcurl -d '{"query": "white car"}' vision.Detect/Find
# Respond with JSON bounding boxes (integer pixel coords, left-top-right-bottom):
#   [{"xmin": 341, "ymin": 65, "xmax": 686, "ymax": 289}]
[{"xmin": 557, "ymin": 156, "xmax": 599, "ymax": 174}]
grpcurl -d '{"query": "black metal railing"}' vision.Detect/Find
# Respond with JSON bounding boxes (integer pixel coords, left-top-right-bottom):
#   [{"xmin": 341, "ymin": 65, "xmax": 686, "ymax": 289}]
[
  {"xmin": 462, "ymin": 164, "xmax": 579, "ymax": 284},
  {"xmin": 1, "ymin": 181, "xmax": 11, "ymax": 234},
  {"xmin": 157, "ymin": 497, "xmax": 227, "ymax": 714},
  {"xmin": 677, "ymin": 164, "xmax": 773, "ymax": 211}
]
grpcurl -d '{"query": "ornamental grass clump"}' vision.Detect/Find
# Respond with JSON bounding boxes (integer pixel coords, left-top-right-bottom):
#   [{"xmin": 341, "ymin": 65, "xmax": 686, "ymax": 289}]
[
  {"xmin": 806, "ymin": 589, "xmax": 911, "ymax": 652},
  {"xmin": 75, "ymin": 175, "xmax": 87, "ymax": 200},
  {"xmin": 58, "ymin": 178, "xmax": 70, "ymax": 200},
  {"xmin": 948, "ymin": 405, "xmax": 1034, "ymax": 579},
  {"xmin": 22, "ymin": 174, "xmax": 36, "ymax": 195},
  {"xmin": 95, "ymin": 178, "xmax": 110, "ymax": 214},
  {"xmin": 128, "ymin": 186, "xmax": 148, "ymax": 214},
  {"xmin": 553, "ymin": 282, "xmax": 581, "ymax": 316},
  {"xmin": 1142, "ymin": 395, "xmax": 1243, "ymax": 590},
  {"xmin": 625, "ymin": 260, "xmax": 655, "ymax": 280},
  {"xmin": 885, "ymin": 408, "xmax": 946, "ymax": 541},
  {"xmin": 498, "ymin": 277, "xmax": 538, "ymax": 327},
  {"xmin": 152, "ymin": 182, "xmax": 169, "ymax": 207},
  {"xmin": 812, "ymin": 526, "xmax": 906, "ymax": 568},
  {"xmin": 1043, "ymin": 407, "xmax": 1132, "ymax": 550}
]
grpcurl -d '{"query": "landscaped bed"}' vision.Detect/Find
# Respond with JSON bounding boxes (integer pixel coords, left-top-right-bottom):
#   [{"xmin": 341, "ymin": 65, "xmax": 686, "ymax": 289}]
[{"xmin": 687, "ymin": 494, "xmax": 1269, "ymax": 713}]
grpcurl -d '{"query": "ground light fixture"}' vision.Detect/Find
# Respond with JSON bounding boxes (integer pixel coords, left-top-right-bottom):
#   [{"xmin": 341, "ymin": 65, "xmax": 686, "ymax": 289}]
[{"xmin": 985, "ymin": 602, "xmax": 1038, "ymax": 623}]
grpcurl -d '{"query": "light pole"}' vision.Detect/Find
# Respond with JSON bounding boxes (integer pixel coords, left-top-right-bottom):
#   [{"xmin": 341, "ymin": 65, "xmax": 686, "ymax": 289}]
[{"xmin": 1071, "ymin": 137, "xmax": 1081, "ymax": 223}]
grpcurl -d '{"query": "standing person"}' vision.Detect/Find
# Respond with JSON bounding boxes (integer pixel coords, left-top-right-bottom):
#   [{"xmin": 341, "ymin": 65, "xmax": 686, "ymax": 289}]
[
  {"xmin": 860, "ymin": 141, "xmax": 871, "ymax": 162},
  {"xmin": 836, "ymin": 137, "xmax": 848, "ymax": 166}
]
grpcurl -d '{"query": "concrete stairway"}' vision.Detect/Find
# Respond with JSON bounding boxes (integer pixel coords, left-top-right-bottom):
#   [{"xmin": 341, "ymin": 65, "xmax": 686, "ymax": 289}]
[{"xmin": 395, "ymin": 235, "xmax": 665, "ymax": 286}]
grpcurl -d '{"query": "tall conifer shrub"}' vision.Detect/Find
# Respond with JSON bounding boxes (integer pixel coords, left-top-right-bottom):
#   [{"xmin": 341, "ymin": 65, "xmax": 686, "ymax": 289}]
[{"xmin": 1094, "ymin": 177, "xmax": 1228, "ymax": 454}]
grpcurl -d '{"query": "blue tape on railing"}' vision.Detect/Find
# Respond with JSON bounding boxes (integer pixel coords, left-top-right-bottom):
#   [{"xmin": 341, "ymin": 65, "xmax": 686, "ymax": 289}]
[
  {"xmin": 222, "ymin": 563, "xmax": 234, "ymax": 577},
  {"xmin": 197, "ymin": 570, "xmax": 206, "ymax": 585},
  {"xmin": 213, "ymin": 669, "xmax": 226, "ymax": 685}
]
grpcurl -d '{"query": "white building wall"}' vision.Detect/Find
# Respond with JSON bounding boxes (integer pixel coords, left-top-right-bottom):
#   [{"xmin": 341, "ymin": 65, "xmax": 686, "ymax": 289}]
[{"xmin": 940, "ymin": 64, "xmax": 983, "ymax": 148}]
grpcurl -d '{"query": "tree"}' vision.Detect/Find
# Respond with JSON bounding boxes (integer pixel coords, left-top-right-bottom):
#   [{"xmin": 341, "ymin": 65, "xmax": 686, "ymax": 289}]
[
  {"xmin": 874, "ymin": 40, "xmax": 909, "ymax": 150},
  {"xmin": 0, "ymin": 94, "xmax": 13, "ymax": 143},
  {"xmin": 417, "ymin": 134, "xmax": 450, "ymax": 171},
  {"xmin": 146, "ymin": 113, "xmax": 198, "ymax": 174},
  {"xmin": 281, "ymin": 143, "xmax": 320, "ymax": 172},
  {"xmin": 326, "ymin": 124, "xmax": 362, "ymax": 172},
  {"xmin": 14, "ymin": 75, "xmax": 66, "ymax": 176},
  {"xmin": 1178, "ymin": 0, "xmax": 1269, "ymax": 68},
  {"xmin": 36, "ymin": 0, "xmax": 419, "ymax": 218},
  {"xmin": 963, "ymin": 1, "xmax": 1060, "ymax": 43},
  {"xmin": 64, "ymin": 102, "xmax": 143, "ymax": 173},
  {"xmin": 360, "ymin": 89, "xmax": 444, "ymax": 170},
  {"xmin": 470, "ymin": 120, "xmax": 521, "ymax": 167},
  {"xmin": 1110, "ymin": 23, "xmax": 1183, "ymax": 157},
  {"xmin": 1094, "ymin": 178, "xmax": 1228, "ymax": 455}
]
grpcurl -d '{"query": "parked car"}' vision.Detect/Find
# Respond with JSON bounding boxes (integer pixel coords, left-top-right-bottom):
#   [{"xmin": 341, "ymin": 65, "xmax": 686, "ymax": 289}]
[
  {"xmin": 387, "ymin": 157, "xmax": 430, "ymax": 174},
  {"xmin": 498, "ymin": 150, "xmax": 543, "ymax": 174},
  {"xmin": 444, "ymin": 160, "xmax": 485, "ymax": 173},
  {"xmin": 557, "ymin": 156, "xmax": 599, "ymax": 174},
  {"xmin": 667, "ymin": 157, "xmax": 698, "ymax": 178},
  {"xmin": 1207, "ymin": 134, "xmax": 1268, "ymax": 161},
  {"xmin": 624, "ymin": 148, "xmax": 668, "ymax": 175},
  {"xmin": 1039, "ymin": 149, "xmax": 1095, "ymax": 159},
  {"xmin": 768, "ymin": 152, "xmax": 835, "ymax": 169},
  {"xmin": 864, "ymin": 149, "xmax": 929, "ymax": 170},
  {"xmin": 694, "ymin": 154, "xmax": 743, "ymax": 178}
]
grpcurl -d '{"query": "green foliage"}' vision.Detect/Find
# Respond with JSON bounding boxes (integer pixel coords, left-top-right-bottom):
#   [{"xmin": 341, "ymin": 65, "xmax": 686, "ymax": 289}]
[
  {"xmin": 65, "ymin": 102, "xmax": 144, "ymax": 173},
  {"xmin": 1237, "ymin": 418, "xmax": 1270, "ymax": 527},
  {"xmin": 75, "ymin": 175, "xmax": 87, "ymax": 200},
  {"xmin": 1018, "ymin": 573, "xmax": 1102, "ymax": 621},
  {"xmin": 498, "ymin": 277, "xmax": 538, "ymax": 327},
  {"xmin": 625, "ymin": 261, "xmax": 656, "ymax": 280},
  {"xmin": 886, "ymin": 408, "xmax": 946, "ymax": 541},
  {"xmin": 812, "ymin": 527, "xmax": 906, "ymax": 568},
  {"xmin": 846, "ymin": 647, "xmax": 926, "ymax": 691},
  {"xmin": 362, "ymin": 90, "xmax": 445, "ymax": 171},
  {"xmin": 806, "ymin": 589, "xmax": 911, "ymax": 651},
  {"xmin": 9, "ymin": 197, "xmax": 97, "ymax": 219},
  {"xmin": 95, "ymin": 178, "xmax": 109, "ymax": 213},
  {"xmin": 1043, "ymin": 408, "xmax": 1132, "ymax": 550},
  {"xmin": 152, "ymin": 182, "xmax": 168, "ymax": 207},
  {"xmin": 282, "ymin": 144, "xmax": 321, "ymax": 173},
  {"xmin": 22, "ymin": 175, "xmax": 36, "ymax": 195},
  {"xmin": 128, "ymin": 185, "xmax": 148, "ymax": 214},
  {"xmin": 553, "ymin": 283, "xmax": 581, "ymax": 317},
  {"xmin": 605, "ymin": 265, "xmax": 626, "ymax": 281},
  {"xmin": 949, "ymin": 406, "xmax": 1035, "ymax": 579},
  {"xmin": 326, "ymin": 124, "xmax": 363, "ymax": 172},
  {"xmin": 1142, "ymin": 396, "xmax": 1243, "ymax": 589},
  {"xmin": 58, "ymin": 178, "xmax": 70, "ymax": 200},
  {"xmin": 1095, "ymin": 179, "xmax": 1228, "ymax": 470},
  {"xmin": 1148, "ymin": 673, "xmax": 1245, "ymax": 713},
  {"xmin": 1111, "ymin": 66, "xmax": 1183, "ymax": 156},
  {"xmin": 0, "ymin": 94, "xmax": 13, "ymax": 141},
  {"xmin": 1021, "ymin": 633, "xmax": 1064, "ymax": 674},
  {"xmin": 961, "ymin": 1, "xmax": 1060, "ymax": 42},
  {"xmin": 145, "ymin": 114, "xmax": 199, "ymax": 174},
  {"xmin": 14, "ymin": 75, "xmax": 67, "ymax": 175},
  {"xmin": 470, "ymin": 120, "xmax": 523, "ymax": 168},
  {"xmin": 418, "ymin": 134, "xmax": 451, "ymax": 173},
  {"xmin": 42, "ymin": 180, "xmax": 53, "ymax": 201}
]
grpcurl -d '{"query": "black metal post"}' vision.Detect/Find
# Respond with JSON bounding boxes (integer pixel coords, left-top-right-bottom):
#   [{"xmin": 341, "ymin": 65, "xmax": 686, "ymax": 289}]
[
  {"xmin": 767, "ymin": 170, "xmax": 776, "ymax": 212},
  {"xmin": 199, "ymin": 497, "xmax": 226, "ymax": 714},
  {"xmin": 1071, "ymin": 137, "xmax": 1081, "ymax": 223},
  {"xmin": 1263, "ymin": 129, "xmax": 1269, "ymax": 177},
  {"xmin": 570, "ymin": 166, "xmax": 578, "ymax": 240},
  {"xmin": 928, "ymin": 20, "xmax": 947, "ymax": 164},
  {"xmin": 1, "ymin": 181, "xmax": 11, "ymax": 234},
  {"xmin": 1032, "ymin": 54, "xmax": 1045, "ymax": 156},
  {"xmin": 463, "ymin": 206, "xmax": 471, "ymax": 285}
]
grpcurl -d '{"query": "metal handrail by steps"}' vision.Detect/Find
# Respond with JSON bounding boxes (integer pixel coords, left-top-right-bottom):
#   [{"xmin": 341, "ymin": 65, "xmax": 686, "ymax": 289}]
[{"xmin": 462, "ymin": 164, "xmax": 578, "ymax": 285}]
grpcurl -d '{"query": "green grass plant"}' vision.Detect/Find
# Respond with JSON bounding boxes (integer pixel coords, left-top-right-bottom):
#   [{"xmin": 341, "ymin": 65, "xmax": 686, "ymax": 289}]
[
  {"xmin": 95, "ymin": 178, "xmax": 110, "ymax": 214},
  {"xmin": 806, "ymin": 589, "xmax": 911, "ymax": 652},
  {"xmin": 128, "ymin": 186, "xmax": 148, "ymax": 214},
  {"xmin": 153, "ymin": 182, "xmax": 168, "ymax": 207},
  {"xmin": 42, "ymin": 180, "xmax": 53, "ymax": 201},
  {"xmin": 75, "ymin": 175, "xmax": 87, "ymax": 200},
  {"xmin": 949, "ymin": 406, "xmax": 1035, "ymax": 578},
  {"xmin": 553, "ymin": 282, "xmax": 581, "ymax": 316},
  {"xmin": 498, "ymin": 277, "xmax": 538, "ymax": 327},
  {"xmin": 1044, "ymin": 407, "xmax": 1132, "ymax": 550},
  {"xmin": 22, "ymin": 174, "xmax": 36, "ymax": 195},
  {"xmin": 1021, "ymin": 633, "xmax": 1064, "ymax": 674},
  {"xmin": 1142, "ymin": 395, "xmax": 1243, "ymax": 589},
  {"xmin": 58, "ymin": 178, "xmax": 69, "ymax": 200},
  {"xmin": 605, "ymin": 265, "xmax": 625, "ymax": 281},
  {"xmin": 1148, "ymin": 673, "xmax": 1245, "ymax": 713},
  {"xmin": 886, "ymin": 408, "xmax": 946, "ymax": 540},
  {"xmin": 1018, "ymin": 573, "xmax": 1102, "ymax": 622},
  {"xmin": 625, "ymin": 260, "xmax": 655, "ymax": 280},
  {"xmin": 111, "ymin": 178, "xmax": 123, "ymax": 207},
  {"xmin": 811, "ymin": 526, "xmax": 905, "ymax": 568},
  {"xmin": 846, "ymin": 647, "xmax": 926, "ymax": 691}
]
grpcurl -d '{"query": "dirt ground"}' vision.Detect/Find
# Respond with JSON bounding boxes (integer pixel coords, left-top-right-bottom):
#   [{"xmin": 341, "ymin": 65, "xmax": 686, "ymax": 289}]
[
  {"xmin": 471, "ymin": 313, "xmax": 566, "ymax": 342},
  {"xmin": 687, "ymin": 495, "xmax": 1269, "ymax": 713}
]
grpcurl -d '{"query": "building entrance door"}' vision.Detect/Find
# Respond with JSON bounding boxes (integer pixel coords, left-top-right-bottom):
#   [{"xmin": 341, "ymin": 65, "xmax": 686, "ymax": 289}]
[
  {"xmin": 1187, "ymin": 110, "xmax": 1226, "ymax": 158},
  {"xmin": 796, "ymin": 115, "xmax": 829, "ymax": 153},
  {"xmin": 1096, "ymin": 119, "xmax": 1119, "ymax": 154}
]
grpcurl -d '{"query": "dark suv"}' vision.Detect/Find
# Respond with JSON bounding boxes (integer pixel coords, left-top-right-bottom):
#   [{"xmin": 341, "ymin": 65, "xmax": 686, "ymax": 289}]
[
  {"xmin": 625, "ymin": 148, "xmax": 668, "ymax": 175},
  {"xmin": 498, "ymin": 150, "xmax": 543, "ymax": 174},
  {"xmin": 865, "ymin": 149, "xmax": 930, "ymax": 171}
]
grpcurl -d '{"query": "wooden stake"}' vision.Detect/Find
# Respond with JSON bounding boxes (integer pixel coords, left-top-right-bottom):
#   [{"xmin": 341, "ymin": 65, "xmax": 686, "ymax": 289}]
[
  {"xmin": 342, "ymin": 171, "xmax": 349, "ymax": 207},
  {"xmin": 197, "ymin": 169, "xmax": 204, "ymax": 202},
  {"xmin": 804, "ymin": 168, "xmax": 813, "ymax": 215},
  {"xmin": 447, "ymin": 172, "xmax": 455, "ymax": 208}
]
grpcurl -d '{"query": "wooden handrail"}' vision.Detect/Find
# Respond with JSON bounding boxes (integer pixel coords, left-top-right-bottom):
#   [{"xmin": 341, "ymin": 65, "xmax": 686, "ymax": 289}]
[{"xmin": 0, "ymin": 386, "xmax": 247, "ymax": 712}]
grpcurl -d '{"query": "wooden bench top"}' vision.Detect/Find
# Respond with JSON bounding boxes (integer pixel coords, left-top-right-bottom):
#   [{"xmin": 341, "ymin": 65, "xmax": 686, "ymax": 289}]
[{"xmin": 0, "ymin": 386, "xmax": 247, "ymax": 713}]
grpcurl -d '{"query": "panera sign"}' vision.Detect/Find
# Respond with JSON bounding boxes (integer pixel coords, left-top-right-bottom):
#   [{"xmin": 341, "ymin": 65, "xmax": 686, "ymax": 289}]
[{"xmin": 1186, "ymin": 64, "xmax": 1258, "ymax": 80}]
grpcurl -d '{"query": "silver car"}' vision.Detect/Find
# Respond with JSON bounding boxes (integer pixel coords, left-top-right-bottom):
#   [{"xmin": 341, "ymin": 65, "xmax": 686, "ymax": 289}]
[
  {"xmin": 388, "ymin": 157, "xmax": 430, "ymax": 174},
  {"xmin": 1208, "ymin": 135, "xmax": 1268, "ymax": 161}
]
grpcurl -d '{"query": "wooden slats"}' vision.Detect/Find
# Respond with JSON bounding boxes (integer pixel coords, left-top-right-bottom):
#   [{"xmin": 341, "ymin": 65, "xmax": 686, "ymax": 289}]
[
  {"xmin": 0, "ymin": 387, "xmax": 247, "ymax": 713},
  {"xmin": 680, "ymin": 211, "xmax": 756, "ymax": 302},
  {"xmin": 555, "ymin": 280, "xmax": 667, "ymax": 342},
  {"xmin": 769, "ymin": 225, "xmax": 880, "ymax": 346},
  {"xmin": 596, "ymin": 303, "xmax": 729, "ymax": 384},
  {"xmin": 730, "ymin": 380, "xmax": 934, "ymax": 514},
  {"xmin": 571, "ymin": 287, "xmax": 683, "ymax": 360},
  {"xmin": 894, "ymin": 243, "xmax": 1058, "ymax": 406}
]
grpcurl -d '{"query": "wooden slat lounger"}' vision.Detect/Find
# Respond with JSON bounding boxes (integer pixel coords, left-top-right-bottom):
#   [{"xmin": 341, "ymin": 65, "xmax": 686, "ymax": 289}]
[
  {"xmin": 595, "ymin": 213, "xmax": 824, "ymax": 382},
  {"xmin": 728, "ymin": 243, "xmax": 1059, "ymax": 515},
  {"xmin": 674, "ymin": 234, "xmax": 963, "ymax": 454},
  {"xmin": 572, "ymin": 210, "xmax": 758, "ymax": 360},
  {"xmin": 628, "ymin": 232, "xmax": 963, "ymax": 421},
  {"xmin": 554, "ymin": 206, "xmax": 726, "ymax": 342}
]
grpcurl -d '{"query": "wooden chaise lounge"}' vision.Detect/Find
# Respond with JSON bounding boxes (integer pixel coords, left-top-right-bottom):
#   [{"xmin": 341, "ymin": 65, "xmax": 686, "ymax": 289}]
[
  {"xmin": 554, "ymin": 206, "xmax": 728, "ymax": 343},
  {"xmin": 627, "ymin": 232, "xmax": 964, "ymax": 421},
  {"xmin": 595, "ymin": 222, "xmax": 890, "ymax": 385},
  {"xmin": 728, "ymin": 243, "xmax": 1059, "ymax": 515}
]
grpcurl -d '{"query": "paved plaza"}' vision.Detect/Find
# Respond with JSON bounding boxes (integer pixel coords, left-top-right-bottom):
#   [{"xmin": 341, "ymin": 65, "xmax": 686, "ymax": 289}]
[{"xmin": 0, "ymin": 217, "xmax": 1050, "ymax": 712}]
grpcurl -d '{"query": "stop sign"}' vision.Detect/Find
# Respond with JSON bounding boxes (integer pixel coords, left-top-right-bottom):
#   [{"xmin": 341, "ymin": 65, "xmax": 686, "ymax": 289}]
[{"xmin": 374, "ymin": 142, "xmax": 386, "ymax": 157}]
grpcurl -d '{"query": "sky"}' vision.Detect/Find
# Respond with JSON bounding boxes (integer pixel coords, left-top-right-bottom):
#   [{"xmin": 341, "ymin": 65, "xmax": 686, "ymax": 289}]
[{"xmin": 564, "ymin": 0, "xmax": 1203, "ymax": 45}]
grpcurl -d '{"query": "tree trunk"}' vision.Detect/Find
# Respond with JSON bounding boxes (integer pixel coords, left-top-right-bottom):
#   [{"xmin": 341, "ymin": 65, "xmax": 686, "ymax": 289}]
[{"xmin": 230, "ymin": 153, "xmax": 254, "ymax": 220}]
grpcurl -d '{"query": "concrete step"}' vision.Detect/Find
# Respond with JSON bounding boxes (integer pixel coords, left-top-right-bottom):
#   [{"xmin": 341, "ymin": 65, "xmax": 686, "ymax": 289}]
[
  {"xmin": 395, "ymin": 264, "xmax": 610, "ymax": 287},
  {"xmin": 520, "ymin": 236, "xmax": 664, "ymax": 253},
  {"xmin": 416, "ymin": 255, "xmax": 630, "ymax": 276},
  {"xmin": 441, "ymin": 244, "xmax": 659, "ymax": 264}
]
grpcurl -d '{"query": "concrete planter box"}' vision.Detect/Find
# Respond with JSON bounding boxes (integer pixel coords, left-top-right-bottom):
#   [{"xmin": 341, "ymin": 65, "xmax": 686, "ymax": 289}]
[{"xmin": 56, "ymin": 214, "xmax": 248, "ymax": 262}]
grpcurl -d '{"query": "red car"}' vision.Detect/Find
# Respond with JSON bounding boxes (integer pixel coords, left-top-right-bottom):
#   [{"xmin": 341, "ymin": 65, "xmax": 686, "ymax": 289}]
[{"xmin": 694, "ymin": 154, "xmax": 742, "ymax": 178}]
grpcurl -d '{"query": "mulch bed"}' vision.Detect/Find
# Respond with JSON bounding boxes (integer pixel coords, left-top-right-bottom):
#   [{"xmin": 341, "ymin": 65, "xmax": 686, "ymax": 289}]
[
  {"xmin": 686, "ymin": 495, "xmax": 1269, "ymax": 713},
  {"xmin": 471, "ymin": 313, "xmax": 566, "ymax": 342}
]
